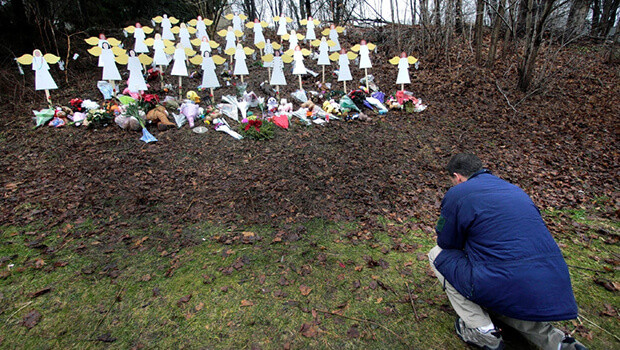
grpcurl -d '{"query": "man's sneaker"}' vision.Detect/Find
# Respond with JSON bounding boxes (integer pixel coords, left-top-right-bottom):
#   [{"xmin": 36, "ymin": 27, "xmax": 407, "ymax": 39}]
[
  {"xmin": 454, "ymin": 317, "xmax": 505, "ymax": 350},
  {"xmin": 559, "ymin": 336, "xmax": 588, "ymax": 350}
]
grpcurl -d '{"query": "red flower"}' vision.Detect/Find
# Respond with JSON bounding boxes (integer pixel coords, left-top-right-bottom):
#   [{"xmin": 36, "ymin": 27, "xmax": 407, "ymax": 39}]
[{"xmin": 244, "ymin": 119, "xmax": 262, "ymax": 132}]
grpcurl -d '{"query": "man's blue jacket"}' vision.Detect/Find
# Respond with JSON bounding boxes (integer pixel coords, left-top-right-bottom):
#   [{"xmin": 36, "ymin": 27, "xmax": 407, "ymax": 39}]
[{"xmin": 434, "ymin": 170, "xmax": 578, "ymax": 321}]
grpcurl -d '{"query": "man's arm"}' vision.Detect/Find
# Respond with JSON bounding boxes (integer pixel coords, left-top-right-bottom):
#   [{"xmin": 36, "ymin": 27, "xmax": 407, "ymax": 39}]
[{"xmin": 435, "ymin": 197, "xmax": 467, "ymax": 250}]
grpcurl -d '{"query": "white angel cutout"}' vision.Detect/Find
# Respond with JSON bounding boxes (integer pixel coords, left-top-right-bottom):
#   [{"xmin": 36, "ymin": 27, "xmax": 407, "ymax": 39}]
[
  {"xmin": 263, "ymin": 51, "xmax": 292, "ymax": 95},
  {"xmin": 260, "ymin": 40, "xmax": 281, "ymax": 82},
  {"xmin": 145, "ymin": 33, "xmax": 173, "ymax": 89},
  {"xmin": 389, "ymin": 52, "xmax": 418, "ymax": 90},
  {"xmin": 322, "ymin": 24, "xmax": 345, "ymax": 52},
  {"xmin": 125, "ymin": 23, "xmax": 153, "ymax": 53},
  {"xmin": 225, "ymin": 12, "xmax": 247, "ymax": 33},
  {"xmin": 262, "ymin": 39, "xmax": 275, "ymax": 68},
  {"xmin": 153, "ymin": 14, "xmax": 179, "ymax": 41},
  {"xmin": 190, "ymin": 36, "xmax": 219, "ymax": 56},
  {"xmin": 17, "ymin": 49, "xmax": 60, "ymax": 104},
  {"xmin": 166, "ymin": 43, "xmax": 196, "ymax": 97},
  {"xmin": 189, "ymin": 52, "xmax": 226, "ymax": 98},
  {"xmin": 172, "ymin": 23, "xmax": 196, "ymax": 49},
  {"xmin": 188, "ymin": 16, "xmax": 213, "ymax": 40},
  {"xmin": 246, "ymin": 19, "xmax": 268, "ymax": 48},
  {"xmin": 85, "ymin": 34, "xmax": 123, "ymax": 68},
  {"xmin": 89, "ymin": 42, "xmax": 126, "ymax": 95},
  {"xmin": 282, "ymin": 30, "xmax": 304, "ymax": 52},
  {"xmin": 232, "ymin": 44, "xmax": 255, "ymax": 82},
  {"xmin": 126, "ymin": 50, "xmax": 151, "ymax": 93},
  {"xmin": 351, "ymin": 40, "xmax": 377, "ymax": 89},
  {"xmin": 219, "ymin": 26, "xmax": 245, "ymax": 63},
  {"xmin": 329, "ymin": 49, "xmax": 358, "ymax": 93},
  {"xmin": 273, "ymin": 14, "xmax": 293, "ymax": 37},
  {"xmin": 311, "ymin": 36, "xmax": 336, "ymax": 83},
  {"xmin": 300, "ymin": 17, "xmax": 320, "ymax": 41},
  {"xmin": 291, "ymin": 46, "xmax": 312, "ymax": 90},
  {"xmin": 218, "ymin": 26, "xmax": 243, "ymax": 51}
]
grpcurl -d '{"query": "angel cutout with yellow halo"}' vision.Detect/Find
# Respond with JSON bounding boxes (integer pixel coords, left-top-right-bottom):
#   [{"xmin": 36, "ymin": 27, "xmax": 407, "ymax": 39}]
[
  {"xmin": 389, "ymin": 52, "xmax": 418, "ymax": 91},
  {"xmin": 224, "ymin": 12, "xmax": 247, "ymax": 33},
  {"xmin": 217, "ymin": 26, "xmax": 244, "ymax": 52},
  {"xmin": 282, "ymin": 30, "xmax": 305, "ymax": 52},
  {"xmin": 89, "ymin": 42, "xmax": 128, "ymax": 95},
  {"xmin": 290, "ymin": 46, "xmax": 312, "ymax": 90},
  {"xmin": 246, "ymin": 19, "xmax": 268, "ymax": 49},
  {"xmin": 172, "ymin": 23, "xmax": 197, "ymax": 49},
  {"xmin": 231, "ymin": 43, "xmax": 255, "ymax": 83},
  {"xmin": 351, "ymin": 40, "xmax": 377, "ymax": 89},
  {"xmin": 321, "ymin": 24, "xmax": 345, "ymax": 52},
  {"xmin": 219, "ymin": 26, "xmax": 245, "ymax": 64},
  {"xmin": 300, "ymin": 17, "xmax": 320, "ymax": 41},
  {"xmin": 152, "ymin": 14, "xmax": 179, "ymax": 41},
  {"xmin": 273, "ymin": 14, "xmax": 293, "ymax": 37},
  {"xmin": 124, "ymin": 23, "xmax": 154, "ymax": 53},
  {"xmin": 126, "ymin": 50, "xmax": 153, "ymax": 93},
  {"xmin": 17, "ymin": 49, "xmax": 60, "ymax": 104},
  {"xmin": 262, "ymin": 50, "xmax": 293, "ymax": 94},
  {"xmin": 329, "ymin": 49, "xmax": 358, "ymax": 93},
  {"xmin": 189, "ymin": 52, "xmax": 226, "ymax": 98},
  {"xmin": 260, "ymin": 39, "xmax": 282, "ymax": 80},
  {"xmin": 85, "ymin": 34, "xmax": 124, "ymax": 67},
  {"xmin": 311, "ymin": 37, "xmax": 336, "ymax": 83},
  {"xmin": 190, "ymin": 36, "xmax": 220, "ymax": 56},
  {"xmin": 165, "ymin": 43, "xmax": 197, "ymax": 98},
  {"xmin": 188, "ymin": 16, "xmax": 213, "ymax": 40},
  {"xmin": 144, "ymin": 33, "xmax": 173, "ymax": 88}
]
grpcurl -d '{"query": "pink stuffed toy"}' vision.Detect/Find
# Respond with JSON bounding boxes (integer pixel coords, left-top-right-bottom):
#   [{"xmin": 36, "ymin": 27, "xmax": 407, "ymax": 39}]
[{"xmin": 179, "ymin": 100, "xmax": 200, "ymax": 128}]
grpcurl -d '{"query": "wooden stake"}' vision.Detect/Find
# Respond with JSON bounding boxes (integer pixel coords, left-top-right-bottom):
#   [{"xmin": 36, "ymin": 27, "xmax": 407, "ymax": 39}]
[
  {"xmin": 298, "ymin": 75, "xmax": 302, "ymax": 90},
  {"xmin": 178, "ymin": 76, "xmax": 183, "ymax": 99},
  {"xmin": 210, "ymin": 87, "xmax": 214, "ymax": 103},
  {"xmin": 343, "ymin": 81, "xmax": 347, "ymax": 94},
  {"xmin": 44, "ymin": 89, "xmax": 51, "ymax": 107},
  {"xmin": 322, "ymin": 66, "xmax": 325, "ymax": 84},
  {"xmin": 159, "ymin": 65, "xmax": 164, "ymax": 90},
  {"xmin": 240, "ymin": 75, "xmax": 244, "ymax": 83},
  {"xmin": 364, "ymin": 68, "xmax": 369, "ymax": 90},
  {"xmin": 401, "ymin": 83, "xmax": 404, "ymax": 92},
  {"xmin": 109, "ymin": 80, "xmax": 116, "ymax": 96}
]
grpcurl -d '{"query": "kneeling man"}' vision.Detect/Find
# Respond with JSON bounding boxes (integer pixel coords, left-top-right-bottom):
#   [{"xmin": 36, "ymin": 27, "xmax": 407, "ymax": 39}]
[{"xmin": 429, "ymin": 153, "xmax": 586, "ymax": 350}]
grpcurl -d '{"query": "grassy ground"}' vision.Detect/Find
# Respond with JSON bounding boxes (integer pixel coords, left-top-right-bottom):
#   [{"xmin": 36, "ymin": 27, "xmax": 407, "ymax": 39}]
[{"xmin": 0, "ymin": 210, "xmax": 618, "ymax": 349}]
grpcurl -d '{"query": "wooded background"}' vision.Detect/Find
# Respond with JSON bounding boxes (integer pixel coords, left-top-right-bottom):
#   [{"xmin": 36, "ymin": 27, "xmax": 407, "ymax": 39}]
[{"xmin": 0, "ymin": 0, "xmax": 618, "ymax": 92}]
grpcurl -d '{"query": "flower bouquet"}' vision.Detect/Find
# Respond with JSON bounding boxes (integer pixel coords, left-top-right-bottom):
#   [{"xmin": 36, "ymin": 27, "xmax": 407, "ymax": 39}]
[{"xmin": 238, "ymin": 116, "xmax": 275, "ymax": 140}]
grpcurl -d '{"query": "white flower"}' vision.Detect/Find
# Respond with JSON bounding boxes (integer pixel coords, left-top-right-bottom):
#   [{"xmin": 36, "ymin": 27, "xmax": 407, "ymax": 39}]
[{"xmin": 81, "ymin": 99, "xmax": 100, "ymax": 110}]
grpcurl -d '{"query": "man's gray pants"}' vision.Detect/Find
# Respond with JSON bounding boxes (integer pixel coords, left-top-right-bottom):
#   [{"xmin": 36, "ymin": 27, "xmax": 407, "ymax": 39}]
[{"xmin": 428, "ymin": 245, "xmax": 566, "ymax": 350}]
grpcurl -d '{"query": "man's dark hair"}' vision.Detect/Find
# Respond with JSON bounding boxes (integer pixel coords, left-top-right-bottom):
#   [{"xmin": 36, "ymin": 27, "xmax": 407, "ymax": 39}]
[{"xmin": 447, "ymin": 153, "xmax": 483, "ymax": 178}]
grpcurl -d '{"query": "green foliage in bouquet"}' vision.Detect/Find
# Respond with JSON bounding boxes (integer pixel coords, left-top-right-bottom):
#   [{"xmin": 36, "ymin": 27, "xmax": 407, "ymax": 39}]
[{"xmin": 238, "ymin": 118, "xmax": 275, "ymax": 140}]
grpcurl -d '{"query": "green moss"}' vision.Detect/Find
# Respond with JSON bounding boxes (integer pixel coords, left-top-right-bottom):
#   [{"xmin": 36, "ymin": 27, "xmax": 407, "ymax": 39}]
[{"xmin": 1, "ymin": 214, "xmax": 617, "ymax": 349}]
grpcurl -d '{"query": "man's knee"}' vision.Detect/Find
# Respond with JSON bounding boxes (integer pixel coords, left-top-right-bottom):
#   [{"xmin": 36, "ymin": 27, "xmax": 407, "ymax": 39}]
[{"xmin": 428, "ymin": 245, "xmax": 442, "ymax": 265}]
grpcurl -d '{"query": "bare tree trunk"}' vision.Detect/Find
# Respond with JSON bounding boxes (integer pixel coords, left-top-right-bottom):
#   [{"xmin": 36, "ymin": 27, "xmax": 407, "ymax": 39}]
[
  {"xmin": 474, "ymin": 0, "xmax": 485, "ymax": 63},
  {"xmin": 591, "ymin": 0, "xmax": 601, "ymax": 35},
  {"xmin": 564, "ymin": 0, "xmax": 590, "ymax": 41},
  {"xmin": 600, "ymin": 0, "xmax": 620, "ymax": 36},
  {"xmin": 434, "ymin": 0, "xmax": 442, "ymax": 26},
  {"xmin": 455, "ymin": 0, "xmax": 463, "ymax": 34},
  {"xmin": 488, "ymin": 0, "xmax": 505, "ymax": 66},
  {"xmin": 305, "ymin": 0, "xmax": 312, "ymax": 17},
  {"xmin": 518, "ymin": 0, "xmax": 556, "ymax": 91},
  {"xmin": 410, "ymin": 0, "xmax": 417, "ymax": 25},
  {"xmin": 421, "ymin": 0, "xmax": 430, "ymax": 26}
]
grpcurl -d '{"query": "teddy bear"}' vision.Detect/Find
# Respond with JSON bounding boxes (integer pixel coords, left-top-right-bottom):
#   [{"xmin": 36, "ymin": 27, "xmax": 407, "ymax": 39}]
[{"xmin": 146, "ymin": 105, "xmax": 176, "ymax": 130}]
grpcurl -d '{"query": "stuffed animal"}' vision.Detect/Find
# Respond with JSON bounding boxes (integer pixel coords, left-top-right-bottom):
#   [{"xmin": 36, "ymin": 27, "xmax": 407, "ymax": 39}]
[
  {"xmin": 179, "ymin": 100, "xmax": 200, "ymax": 128},
  {"xmin": 146, "ymin": 105, "xmax": 176, "ymax": 130}
]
